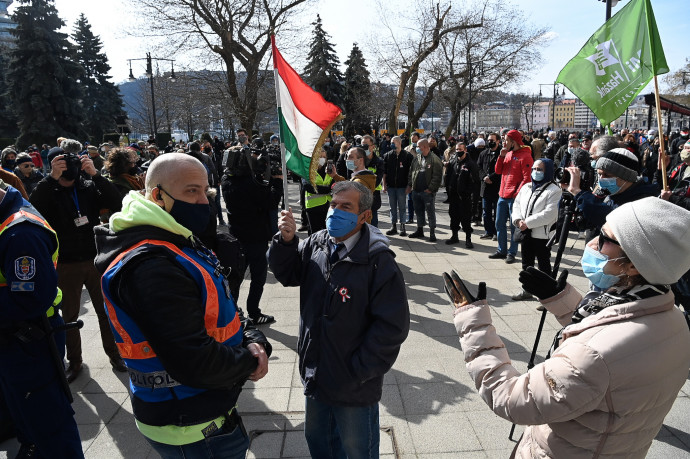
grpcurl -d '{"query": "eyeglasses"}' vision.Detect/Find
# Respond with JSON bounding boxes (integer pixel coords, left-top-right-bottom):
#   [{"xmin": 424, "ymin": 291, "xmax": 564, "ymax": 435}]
[{"xmin": 598, "ymin": 229, "xmax": 620, "ymax": 252}]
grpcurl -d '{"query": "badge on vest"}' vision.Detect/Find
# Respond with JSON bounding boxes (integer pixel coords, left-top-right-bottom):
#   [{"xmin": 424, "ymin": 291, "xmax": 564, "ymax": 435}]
[
  {"xmin": 11, "ymin": 282, "xmax": 34, "ymax": 292},
  {"xmin": 74, "ymin": 216, "xmax": 89, "ymax": 227},
  {"xmin": 15, "ymin": 256, "xmax": 36, "ymax": 280},
  {"xmin": 338, "ymin": 287, "xmax": 351, "ymax": 303}
]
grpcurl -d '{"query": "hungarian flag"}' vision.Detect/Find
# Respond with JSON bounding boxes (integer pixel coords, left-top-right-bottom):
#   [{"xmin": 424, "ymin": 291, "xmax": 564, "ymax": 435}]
[
  {"xmin": 271, "ymin": 35, "xmax": 344, "ymax": 184},
  {"xmin": 555, "ymin": 0, "xmax": 668, "ymax": 126}
]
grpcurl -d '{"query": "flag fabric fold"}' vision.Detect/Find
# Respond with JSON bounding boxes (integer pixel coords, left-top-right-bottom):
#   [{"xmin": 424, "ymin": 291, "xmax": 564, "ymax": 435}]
[
  {"xmin": 555, "ymin": 0, "xmax": 668, "ymax": 126},
  {"xmin": 272, "ymin": 35, "xmax": 344, "ymax": 185}
]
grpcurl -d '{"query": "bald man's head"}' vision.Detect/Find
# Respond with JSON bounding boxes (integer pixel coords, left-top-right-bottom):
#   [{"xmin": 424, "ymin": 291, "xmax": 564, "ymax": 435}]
[{"xmin": 145, "ymin": 153, "xmax": 207, "ymax": 200}]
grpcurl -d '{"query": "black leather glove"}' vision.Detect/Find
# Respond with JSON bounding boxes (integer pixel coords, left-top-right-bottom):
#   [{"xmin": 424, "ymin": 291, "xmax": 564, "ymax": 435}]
[
  {"xmin": 443, "ymin": 270, "xmax": 486, "ymax": 307},
  {"xmin": 242, "ymin": 321, "xmax": 273, "ymax": 357},
  {"xmin": 518, "ymin": 267, "xmax": 569, "ymax": 300}
]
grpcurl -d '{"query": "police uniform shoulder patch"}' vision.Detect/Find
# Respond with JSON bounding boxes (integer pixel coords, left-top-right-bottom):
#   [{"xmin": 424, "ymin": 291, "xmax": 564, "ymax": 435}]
[{"xmin": 15, "ymin": 256, "xmax": 36, "ymax": 281}]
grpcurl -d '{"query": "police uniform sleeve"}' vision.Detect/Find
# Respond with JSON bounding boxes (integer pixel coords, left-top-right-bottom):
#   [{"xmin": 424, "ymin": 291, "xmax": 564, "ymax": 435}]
[
  {"xmin": 0, "ymin": 222, "xmax": 58, "ymax": 323},
  {"xmin": 114, "ymin": 254, "xmax": 259, "ymax": 389}
]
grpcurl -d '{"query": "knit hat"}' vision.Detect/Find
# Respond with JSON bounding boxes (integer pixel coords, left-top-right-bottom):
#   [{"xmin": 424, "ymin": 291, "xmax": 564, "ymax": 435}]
[
  {"xmin": 607, "ymin": 197, "xmax": 690, "ymax": 285},
  {"xmin": 595, "ymin": 148, "xmax": 639, "ymax": 183},
  {"xmin": 506, "ymin": 130, "xmax": 523, "ymax": 145},
  {"xmin": 474, "ymin": 138, "xmax": 486, "ymax": 148},
  {"xmin": 15, "ymin": 153, "xmax": 33, "ymax": 165}
]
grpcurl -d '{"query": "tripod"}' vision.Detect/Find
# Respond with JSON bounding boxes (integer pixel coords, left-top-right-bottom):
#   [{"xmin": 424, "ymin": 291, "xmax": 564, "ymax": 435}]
[{"xmin": 508, "ymin": 198, "xmax": 576, "ymax": 441}]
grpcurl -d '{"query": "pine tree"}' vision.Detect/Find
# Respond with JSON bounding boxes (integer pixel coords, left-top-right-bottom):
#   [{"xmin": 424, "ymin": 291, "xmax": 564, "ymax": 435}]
[
  {"xmin": 0, "ymin": 45, "xmax": 18, "ymax": 138},
  {"xmin": 303, "ymin": 15, "xmax": 344, "ymax": 108},
  {"xmin": 72, "ymin": 14, "xmax": 124, "ymax": 143},
  {"xmin": 6, "ymin": 0, "xmax": 84, "ymax": 148},
  {"xmin": 343, "ymin": 43, "xmax": 371, "ymax": 137}
]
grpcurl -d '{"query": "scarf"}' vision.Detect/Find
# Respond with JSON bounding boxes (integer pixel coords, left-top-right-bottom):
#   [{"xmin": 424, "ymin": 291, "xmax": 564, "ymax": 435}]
[{"xmin": 547, "ymin": 283, "xmax": 668, "ymax": 358}]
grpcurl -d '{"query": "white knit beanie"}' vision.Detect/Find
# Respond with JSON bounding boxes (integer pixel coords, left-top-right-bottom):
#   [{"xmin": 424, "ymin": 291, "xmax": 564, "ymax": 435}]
[
  {"xmin": 606, "ymin": 197, "xmax": 690, "ymax": 285},
  {"xmin": 474, "ymin": 138, "xmax": 485, "ymax": 148}
]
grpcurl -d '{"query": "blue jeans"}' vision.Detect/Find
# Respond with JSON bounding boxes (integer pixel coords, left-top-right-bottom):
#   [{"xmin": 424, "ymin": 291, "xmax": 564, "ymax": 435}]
[
  {"xmin": 305, "ymin": 397, "xmax": 380, "ymax": 459},
  {"xmin": 145, "ymin": 414, "xmax": 249, "ymax": 459},
  {"xmin": 412, "ymin": 191, "xmax": 436, "ymax": 229},
  {"xmin": 495, "ymin": 197, "xmax": 517, "ymax": 256},
  {"xmin": 388, "ymin": 188, "xmax": 407, "ymax": 225},
  {"xmin": 482, "ymin": 195, "xmax": 498, "ymax": 236}
]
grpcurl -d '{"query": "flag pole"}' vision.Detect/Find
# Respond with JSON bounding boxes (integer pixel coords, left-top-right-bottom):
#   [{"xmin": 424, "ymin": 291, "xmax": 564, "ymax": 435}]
[
  {"xmin": 271, "ymin": 33, "xmax": 290, "ymax": 208},
  {"xmin": 653, "ymin": 75, "xmax": 668, "ymax": 191}
]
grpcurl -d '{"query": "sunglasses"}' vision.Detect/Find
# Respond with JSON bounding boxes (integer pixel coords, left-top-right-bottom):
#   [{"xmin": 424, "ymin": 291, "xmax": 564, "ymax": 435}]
[{"xmin": 598, "ymin": 229, "xmax": 620, "ymax": 252}]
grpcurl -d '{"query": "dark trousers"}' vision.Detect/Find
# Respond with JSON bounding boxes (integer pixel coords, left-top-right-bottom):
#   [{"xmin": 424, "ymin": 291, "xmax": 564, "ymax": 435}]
[
  {"xmin": 520, "ymin": 236, "xmax": 551, "ymax": 273},
  {"xmin": 0, "ymin": 315, "xmax": 84, "ymax": 458},
  {"xmin": 238, "ymin": 241, "xmax": 268, "ymax": 318},
  {"xmin": 57, "ymin": 260, "xmax": 120, "ymax": 365},
  {"xmin": 472, "ymin": 185, "xmax": 482, "ymax": 221},
  {"xmin": 407, "ymin": 193, "xmax": 414, "ymax": 222},
  {"xmin": 448, "ymin": 193, "xmax": 473, "ymax": 235},
  {"xmin": 482, "ymin": 195, "xmax": 498, "ymax": 236},
  {"xmin": 299, "ymin": 181, "xmax": 308, "ymax": 227},
  {"xmin": 306, "ymin": 203, "xmax": 328, "ymax": 235}
]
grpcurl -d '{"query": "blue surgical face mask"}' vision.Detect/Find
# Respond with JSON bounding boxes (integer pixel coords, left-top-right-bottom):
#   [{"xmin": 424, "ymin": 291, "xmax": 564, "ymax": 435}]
[
  {"xmin": 346, "ymin": 159, "xmax": 356, "ymax": 171},
  {"xmin": 160, "ymin": 186, "xmax": 210, "ymax": 235},
  {"xmin": 591, "ymin": 160, "xmax": 597, "ymax": 169},
  {"xmin": 531, "ymin": 170, "xmax": 544, "ymax": 182},
  {"xmin": 598, "ymin": 176, "xmax": 621, "ymax": 195},
  {"xmin": 415, "ymin": 147, "xmax": 422, "ymax": 155},
  {"xmin": 326, "ymin": 207, "xmax": 359, "ymax": 238},
  {"xmin": 581, "ymin": 245, "xmax": 625, "ymax": 289}
]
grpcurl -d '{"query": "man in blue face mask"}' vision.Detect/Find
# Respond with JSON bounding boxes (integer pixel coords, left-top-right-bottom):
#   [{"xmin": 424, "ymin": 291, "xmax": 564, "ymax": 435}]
[
  {"xmin": 566, "ymin": 147, "xmax": 659, "ymax": 244},
  {"xmin": 94, "ymin": 153, "xmax": 271, "ymax": 458},
  {"xmin": 268, "ymin": 181, "xmax": 410, "ymax": 459}
]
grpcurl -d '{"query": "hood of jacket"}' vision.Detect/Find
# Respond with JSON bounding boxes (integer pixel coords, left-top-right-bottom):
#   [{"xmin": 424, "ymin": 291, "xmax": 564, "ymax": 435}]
[
  {"xmin": 94, "ymin": 190, "xmax": 195, "ymax": 273},
  {"xmin": 352, "ymin": 169, "xmax": 377, "ymax": 191}
]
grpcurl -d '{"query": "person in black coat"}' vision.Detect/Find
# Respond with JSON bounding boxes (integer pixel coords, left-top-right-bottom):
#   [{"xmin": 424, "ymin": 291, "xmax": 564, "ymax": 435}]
[
  {"xmin": 444, "ymin": 142, "xmax": 480, "ymax": 248},
  {"xmin": 476, "ymin": 133, "xmax": 501, "ymax": 239}
]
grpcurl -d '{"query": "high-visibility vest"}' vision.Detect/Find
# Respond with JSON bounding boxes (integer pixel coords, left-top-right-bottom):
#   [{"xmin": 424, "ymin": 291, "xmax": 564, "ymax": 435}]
[
  {"xmin": 367, "ymin": 165, "xmax": 382, "ymax": 191},
  {"xmin": 305, "ymin": 174, "xmax": 333, "ymax": 209},
  {"xmin": 0, "ymin": 206, "xmax": 61, "ymax": 317},
  {"xmin": 101, "ymin": 239, "xmax": 242, "ymax": 408}
]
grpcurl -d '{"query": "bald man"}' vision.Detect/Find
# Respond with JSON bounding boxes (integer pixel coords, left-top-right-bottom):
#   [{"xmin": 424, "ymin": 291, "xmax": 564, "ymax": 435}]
[{"xmin": 94, "ymin": 153, "xmax": 271, "ymax": 457}]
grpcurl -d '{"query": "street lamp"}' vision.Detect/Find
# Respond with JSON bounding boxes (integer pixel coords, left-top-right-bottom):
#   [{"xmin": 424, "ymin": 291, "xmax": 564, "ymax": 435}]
[
  {"xmin": 539, "ymin": 83, "xmax": 565, "ymax": 131},
  {"xmin": 128, "ymin": 53, "xmax": 176, "ymax": 142},
  {"xmin": 598, "ymin": 0, "xmax": 619, "ymax": 21}
]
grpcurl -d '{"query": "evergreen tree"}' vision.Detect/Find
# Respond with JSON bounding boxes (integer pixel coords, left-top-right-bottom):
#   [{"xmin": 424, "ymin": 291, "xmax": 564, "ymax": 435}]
[
  {"xmin": 6, "ymin": 0, "xmax": 84, "ymax": 148},
  {"xmin": 72, "ymin": 13, "xmax": 124, "ymax": 142},
  {"xmin": 0, "ymin": 45, "xmax": 18, "ymax": 139},
  {"xmin": 303, "ymin": 15, "xmax": 344, "ymax": 108},
  {"xmin": 343, "ymin": 43, "xmax": 371, "ymax": 137}
]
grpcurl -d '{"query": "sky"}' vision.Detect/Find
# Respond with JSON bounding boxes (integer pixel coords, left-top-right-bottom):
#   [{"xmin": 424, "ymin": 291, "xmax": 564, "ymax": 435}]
[{"xmin": 10, "ymin": 0, "xmax": 689, "ymax": 98}]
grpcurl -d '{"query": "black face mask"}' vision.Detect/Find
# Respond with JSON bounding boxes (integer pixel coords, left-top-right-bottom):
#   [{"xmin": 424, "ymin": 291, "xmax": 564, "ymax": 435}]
[
  {"xmin": 158, "ymin": 185, "xmax": 210, "ymax": 235},
  {"xmin": 488, "ymin": 141, "xmax": 497, "ymax": 149},
  {"xmin": 61, "ymin": 165, "xmax": 81, "ymax": 181},
  {"xmin": 3, "ymin": 159, "xmax": 15, "ymax": 168}
]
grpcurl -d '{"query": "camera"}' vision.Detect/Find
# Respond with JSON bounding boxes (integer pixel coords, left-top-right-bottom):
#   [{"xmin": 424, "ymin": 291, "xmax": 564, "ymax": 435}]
[
  {"xmin": 554, "ymin": 166, "xmax": 596, "ymax": 192},
  {"xmin": 63, "ymin": 152, "xmax": 83, "ymax": 169}
]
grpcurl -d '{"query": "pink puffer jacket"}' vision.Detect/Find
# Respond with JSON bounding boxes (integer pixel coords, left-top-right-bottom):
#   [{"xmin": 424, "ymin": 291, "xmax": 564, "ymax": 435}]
[{"xmin": 453, "ymin": 284, "xmax": 690, "ymax": 458}]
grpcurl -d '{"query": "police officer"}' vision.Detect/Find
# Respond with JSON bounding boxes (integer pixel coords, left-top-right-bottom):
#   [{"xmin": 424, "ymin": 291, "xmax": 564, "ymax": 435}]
[
  {"xmin": 94, "ymin": 154, "xmax": 270, "ymax": 457},
  {"xmin": 0, "ymin": 180, "xmax": 83, "ymax": 458}
]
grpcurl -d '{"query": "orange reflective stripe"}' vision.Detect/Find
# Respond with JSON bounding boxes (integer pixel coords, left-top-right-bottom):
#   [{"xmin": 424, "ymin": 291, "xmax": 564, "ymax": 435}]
[
  {"xmin": 103, "ymin": 239, "xmax": 241, "ymax": 360},
  {"xmin": 0, "ymin": 209, "xmax": 54, "ymax": 234}
]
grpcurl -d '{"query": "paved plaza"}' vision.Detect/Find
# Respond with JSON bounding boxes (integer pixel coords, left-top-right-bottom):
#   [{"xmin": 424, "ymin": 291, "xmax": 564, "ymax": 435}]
[{"xmin": 2, "ymin": 183, "xmax": 689, "ymax": 458}]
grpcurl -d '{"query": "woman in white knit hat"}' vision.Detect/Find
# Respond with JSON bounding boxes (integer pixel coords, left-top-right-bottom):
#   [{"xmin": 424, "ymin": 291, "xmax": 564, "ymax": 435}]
[{"xmin": 446, "ymin": 196, "xmax": 690, "ymax": 458}]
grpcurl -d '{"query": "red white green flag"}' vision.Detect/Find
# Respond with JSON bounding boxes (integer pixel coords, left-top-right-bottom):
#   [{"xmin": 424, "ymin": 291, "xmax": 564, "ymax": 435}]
[{"xmin": 271, "ymin": 35, "xmax": 344, "ymax": 184}]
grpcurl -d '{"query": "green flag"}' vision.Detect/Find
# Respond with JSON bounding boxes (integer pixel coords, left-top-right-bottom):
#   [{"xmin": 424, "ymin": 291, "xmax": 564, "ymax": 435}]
[{"xmin": 556, "ymin": 0, "xmax": 668, "ymax": 126}]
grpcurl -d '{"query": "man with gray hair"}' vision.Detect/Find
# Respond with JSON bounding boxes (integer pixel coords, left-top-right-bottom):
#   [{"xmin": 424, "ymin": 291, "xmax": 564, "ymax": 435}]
[{"xmin": 269, "ymin": 180, "xmax": 409, "ymax": 459}]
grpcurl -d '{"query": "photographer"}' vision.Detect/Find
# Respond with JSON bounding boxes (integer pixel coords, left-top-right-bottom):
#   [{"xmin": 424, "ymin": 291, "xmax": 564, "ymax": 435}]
[
  {"xmin": 221, "ymin": 140, "xmax": 275, "ymax": 325},
  {"xmin": 446, "ymin": 197, "xmax": 690, "ymax": 458},
  {"xmin": 566, "ymin": 148, "xmax": 658, "ymax": 239}
]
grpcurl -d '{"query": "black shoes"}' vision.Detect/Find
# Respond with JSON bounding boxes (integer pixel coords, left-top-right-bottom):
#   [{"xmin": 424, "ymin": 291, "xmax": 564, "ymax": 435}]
[
  {"xmin": 399, "ymin": 225, "xmax": 407, "ymax": 236},
  {"xmin": 250, "ymin": 314, "xmax": 276, "ymax": 325},
  {"xmin": 505, "ymin": 254, "xmax": 516, "ymax": 264},
  {"xmin": 445, "ymin": 236, "xmax": 459, "ymax": 245},
  {"xmin": 465, "ymin": 238, "xmax": 474, "ymax": 249},
  {"xmin": 408, "ymin": 228, "xmax": 424, "ymax": 239},
  {"xmin": 386, "ymin": 225, "xmax": 397, "ymax": 236},
  {"xmin": 110, "ymin": 356, "xmax": 127, "ymax": 373},
  {"xmin": 428, "ymin": 230, "xmax": 436, "ymax": 242},
  {"xmin": 65, "ymin": 362, "xmax": 83, "ymax": 384},
  {"xmin": 479, "ymin": 233, "xmax": 494, "ymax": 240},
  {"xmin": 488, "ymin": 252, "xmax": 507, "ymax": 259}
]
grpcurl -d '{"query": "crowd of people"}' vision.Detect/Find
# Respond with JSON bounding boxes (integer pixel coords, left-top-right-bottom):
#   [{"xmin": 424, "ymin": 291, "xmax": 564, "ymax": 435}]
[{"xmin": 0, "ymin": 122, "xmax": 689, "ymax": 458}]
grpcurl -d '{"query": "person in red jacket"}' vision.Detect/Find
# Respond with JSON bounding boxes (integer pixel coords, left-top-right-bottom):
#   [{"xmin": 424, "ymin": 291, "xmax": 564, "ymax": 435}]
[{"xmin": 489, "ymin": 129, "xmax": 533, "ymax": 263}]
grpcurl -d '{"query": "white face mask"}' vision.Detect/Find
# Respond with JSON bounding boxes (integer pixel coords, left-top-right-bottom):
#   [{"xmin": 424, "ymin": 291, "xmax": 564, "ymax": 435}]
[{"xmin": 318, "ymin": 157, "xmax": 326, "ymax": 166}]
